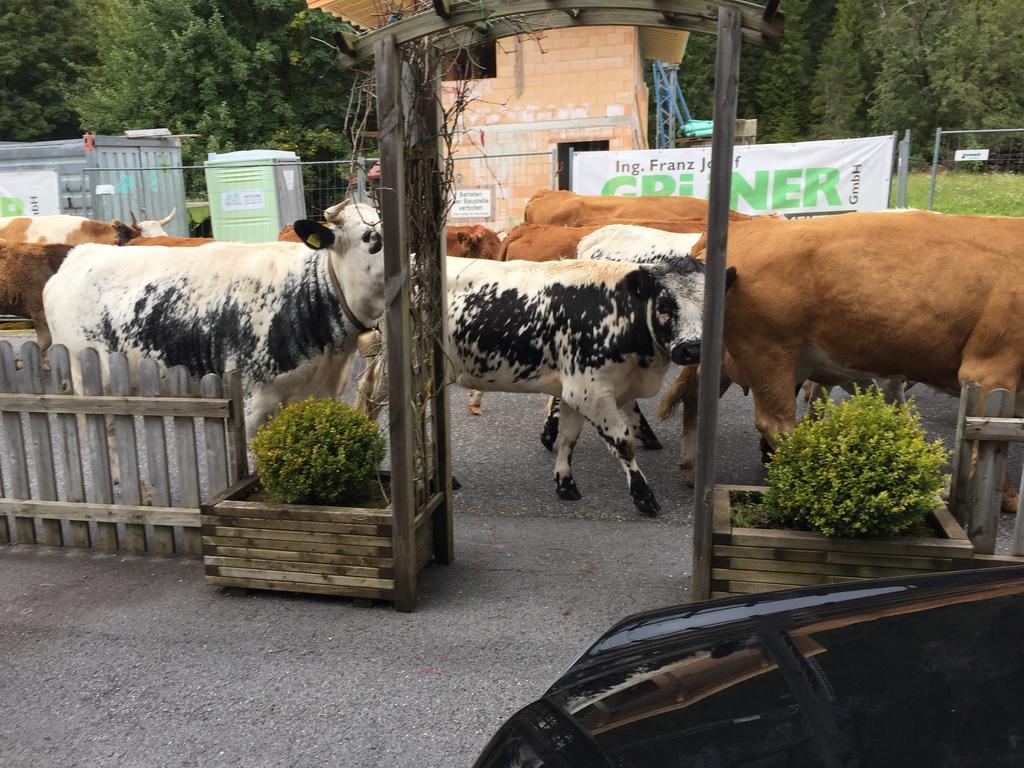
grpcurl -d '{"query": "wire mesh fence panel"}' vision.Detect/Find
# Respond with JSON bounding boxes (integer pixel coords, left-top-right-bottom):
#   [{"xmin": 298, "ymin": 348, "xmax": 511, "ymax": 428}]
[{"xmin": 929, "ymin": 128, "xmax": 1024, "ymax": 216}]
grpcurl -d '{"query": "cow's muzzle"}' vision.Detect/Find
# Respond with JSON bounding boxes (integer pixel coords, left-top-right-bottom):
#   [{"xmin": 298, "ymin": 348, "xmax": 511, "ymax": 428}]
[{"xmin": 671, "ymin": 341, "xmax": 701, "ymax": 366}]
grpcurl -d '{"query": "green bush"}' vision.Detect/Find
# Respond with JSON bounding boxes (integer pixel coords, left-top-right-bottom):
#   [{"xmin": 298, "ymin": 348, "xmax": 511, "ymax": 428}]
[
  {"xmin": 251, "ymin": 398, "xmax": 386, "ymax": 506},
  {"xmin": 764, "ymin": 389, "xmax": 948, "ymax": 538}
]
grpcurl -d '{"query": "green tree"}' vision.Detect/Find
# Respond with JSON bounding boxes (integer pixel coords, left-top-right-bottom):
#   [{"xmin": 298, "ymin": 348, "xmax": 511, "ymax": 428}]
[
  {"xmin": 928, "ymin": 0, "xmax": 1024, "ymax": 130},
  {"xmin": 868, "ymin": 0, "xmax": 953, "ymax": 148},
  {"xmin": 73, "ymin": 0, "xmax": 357, "ymax": 163},
  {"xmin": 811, "ymin": 0, "xmax": 875, "ymax": 138},
  {"xmin": 751, "ymin": 0, "xmax": 814, "ymax": 143},
  {"xmin": 0, "ymin": 0, "xmax": 99, "ymax": 140}
]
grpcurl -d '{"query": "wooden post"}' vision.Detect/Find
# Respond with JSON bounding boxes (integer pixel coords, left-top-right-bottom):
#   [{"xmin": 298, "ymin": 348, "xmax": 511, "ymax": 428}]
[
  {"xmin": 201, "ymin": 374, "xmax": 230, "ymax": 498},
  {"xmin": 969, "ymin": 388, "xmax": 1014, "ymax": 554},
  {"xmin": 109, "ymin": 352, "xmax": 146, "ymax": 553},
  {"xmin": 690, "ymin": 7, "xmax": 742, "ymax": 602},
  {"xmin": 428, "ymin": 64, "xmax": 454, "ymax": 566},
  {"xmin": 377, "ymin": 34, "xmax": 418, "ymax": 612},
  {"xmin": 170, "ymin": 366, "xmax": 203, "ymax": 556},
  {"xmin": 21, "ymin": 342, "xmax": 61, "ymax": 547},
  {"xmin": 949, "ymin": 381, "xmax": 980, "ymax": 523},
  {"xmin": 139, "ymin": 358, "xmax": 174, "ymax": 555},
  {"xmin": 49, "ymin": 345, "xmax": 89, "ymax": 547},
  {"xmin": 80, "ymin": 347, "xmax": 117, "ymax": 551},
  {"xmin": 0, "ymin": 342, "xmax": 32, "ymax": 544},
  {"xmin": 224, "ymin": 369, "xmax": 248, "ymax": 484}
]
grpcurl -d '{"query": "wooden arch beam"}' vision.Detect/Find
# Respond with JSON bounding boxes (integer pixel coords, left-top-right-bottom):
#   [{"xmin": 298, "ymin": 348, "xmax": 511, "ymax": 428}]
[{"xmin": 335, "ymin": 0, "xmax": 782, "ymax": 65}]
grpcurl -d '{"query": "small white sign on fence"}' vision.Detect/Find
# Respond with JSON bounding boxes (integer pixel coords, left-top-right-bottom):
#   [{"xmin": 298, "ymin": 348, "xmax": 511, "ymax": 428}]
[
  {"xmin": 450, "ymin": 187, "xmax": 493, "ymax": 220},
  {"xmin": 954, "ymin": 149, "xmax": 990, "ymax": 162}
]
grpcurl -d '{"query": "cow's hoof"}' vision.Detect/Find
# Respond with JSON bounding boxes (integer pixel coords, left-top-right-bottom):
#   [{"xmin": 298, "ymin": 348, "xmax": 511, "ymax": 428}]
[
  {"xmin": 556, "ymin": 477, "xmax": 583, "ymax": 501},
  {"xmin": 468, "ymin": 404, "xmax": 482, "ymax": 415},
  {"xmin": 540, "ymin": 426, "xmax": 559, "ymax": 452},
  {"xmin": 759, "ymin": 437, "xmax": 773, "ymax": 466},
  {"xmin": 639, "ymin": 434, "xmax": 663, "ymax": 450},
  {"xmin": 632, "ymin": 487, "xmax": 660, "ymax": 517},
  {"xmin": 680, "ymin": 466, "xmax": 696, "ymax": 488},
  {"xmin": 452, "ymin": 476, "xmax": 463, "ymax": 491}
]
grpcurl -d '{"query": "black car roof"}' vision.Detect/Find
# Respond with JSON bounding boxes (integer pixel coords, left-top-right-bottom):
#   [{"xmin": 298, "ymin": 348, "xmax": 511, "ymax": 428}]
[{"xmin": 550, "ymin": 565, "xmax": 1024, "ymax": 695}]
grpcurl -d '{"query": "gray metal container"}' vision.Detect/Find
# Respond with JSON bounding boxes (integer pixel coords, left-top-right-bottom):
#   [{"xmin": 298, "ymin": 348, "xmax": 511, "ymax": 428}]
[{"xmin": 0, "ymin": 134, "xmax": 188, "ymax": 236}]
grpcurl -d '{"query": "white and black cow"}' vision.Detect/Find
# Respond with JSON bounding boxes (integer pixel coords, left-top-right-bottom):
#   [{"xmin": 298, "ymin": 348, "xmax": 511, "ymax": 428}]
[
  {"xmin": 43, "ymin": 203, "xmax": 385, "ymax": 437},
  {"xmin": 445, "ymin": 254, "xmax": 725, "ymax": 515},
  {"xmin": 535, "ymin": 224, "xmax": 709, "ymax": 455}
]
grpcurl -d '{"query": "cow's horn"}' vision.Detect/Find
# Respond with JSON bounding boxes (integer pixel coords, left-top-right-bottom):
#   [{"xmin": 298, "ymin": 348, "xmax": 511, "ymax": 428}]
[
  {"xmin": 130, "ymin": 211, "xmax": 139, "ymax": 228},
  {"xmin": 157, "ymin": 207, "xmax": 176, "ymax": 226}
]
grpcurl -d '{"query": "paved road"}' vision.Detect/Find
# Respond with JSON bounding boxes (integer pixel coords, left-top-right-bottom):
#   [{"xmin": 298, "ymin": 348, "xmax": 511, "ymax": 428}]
[{"xmin": 2, "ymin": 341, "xmax": 1021, "ymax": 767}]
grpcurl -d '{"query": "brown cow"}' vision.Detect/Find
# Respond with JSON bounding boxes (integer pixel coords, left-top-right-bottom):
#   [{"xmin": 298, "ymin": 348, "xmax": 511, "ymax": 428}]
[
  {"xmin": 0, "ymin": 210, "xmax": 175, "ymax": 245},
  {"xmin": 446, "ymin": 224, "xmax": 502, "ymax": 260},
  {"xmin": 524, "ymin": 189, "xmax": 750, "ymax": 227},
  {"xmin": 0, "ymin": 240, "xmax": 73, "ymax": 350},
  {"xmin": 678, "ymin": 210, "xmax": 1024, "ymax": 511},
  {"xmin": 499, "ymin": 220, "xmax": 711, "ymax": 262}
]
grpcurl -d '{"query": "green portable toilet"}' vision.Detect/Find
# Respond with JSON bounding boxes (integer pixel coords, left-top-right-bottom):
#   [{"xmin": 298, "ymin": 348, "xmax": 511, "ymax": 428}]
[{"xmin": 204, "ymin": 149, "xmax": 306, "ymax": 242}]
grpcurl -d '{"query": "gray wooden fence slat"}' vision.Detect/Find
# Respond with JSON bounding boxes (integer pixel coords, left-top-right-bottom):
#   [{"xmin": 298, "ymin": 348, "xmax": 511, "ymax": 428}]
[
  {"xmin": 80, "ymin": 348, "xmax": 117, "ymax": 551},
  {"xmin": 968, "ymin": 388, "xmax": 1014, "ymax": 554},
  {"xmin": 1014, "ymin": 467, "xmax": 1024, "ymax": 557},
  {"xmin": 949, "ymin": 382, "xmax": 980, "ymax": 524},
  {"xmin": 224, "ymin": 370, "xmax": 248, "ymax": 484},
  {"xmin": 21, "ymin": 342, "xmax": 61, "ymax": 547},
  {"xmin": 201, "ymin": 374, "xmax": 229, "ymax": 499},
  {"xmin": 0, "ymin": 341, "xmax": 33, "ymax": 544},
  {"xmin": 49, "ymin": 345, "xmax": 89, "ymax": 547},
  {"xmin": 109, "ymin": 353, "xmax": 145, "ymax": 554},
  {"xmin": 170, "ymin": 366, "xmax": 202, "ymax": 556},
  {"xmin": 139, "ymin": 359, "xmax": 174, "ymax": 556}
]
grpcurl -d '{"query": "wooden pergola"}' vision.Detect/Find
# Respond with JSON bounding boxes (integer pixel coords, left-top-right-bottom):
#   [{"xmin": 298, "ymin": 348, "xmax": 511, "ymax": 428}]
[{"xmin": 312, "ymin": 0, "xmax": 784, "ymax": 609}]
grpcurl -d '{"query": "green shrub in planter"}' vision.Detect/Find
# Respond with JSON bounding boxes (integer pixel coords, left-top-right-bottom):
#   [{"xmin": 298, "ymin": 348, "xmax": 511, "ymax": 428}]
[
  {"xmin": 764, "ymin": 389, "xmax": 948, "ymax": 538},
  {"xmin": 251, "ymin": 398, "xmax": 386, "ymax": 505}
]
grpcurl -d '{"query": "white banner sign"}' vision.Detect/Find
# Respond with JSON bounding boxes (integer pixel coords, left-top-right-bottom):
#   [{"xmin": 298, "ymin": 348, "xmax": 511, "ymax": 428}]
[
  {"xmin": 221, "ymin": 189, "xmax": 265, "ymax": 212},
  {"xmin": 450, "ymin": 187, "xmax": 493, "ymax": 220},
  {"xmin": 955, "ymin": 148, "xmax": 989, "ymax": 161},
  {"xmin": 571, "ymin": 135, "xmax": 895, "ymax": 216},
  {"xmin": 0, "ymin": 170, "xmax": 61, "ymax": 217}
]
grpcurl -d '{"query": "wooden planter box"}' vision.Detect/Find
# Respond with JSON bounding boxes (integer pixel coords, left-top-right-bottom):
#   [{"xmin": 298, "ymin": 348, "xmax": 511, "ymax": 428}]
[
  {"xmin": 201, "ymin": 475, "xmax": 433, "ymax": 603},
  {"xmin": 711, "ymin": 485, "xmax": 979, "ymax": 599}
]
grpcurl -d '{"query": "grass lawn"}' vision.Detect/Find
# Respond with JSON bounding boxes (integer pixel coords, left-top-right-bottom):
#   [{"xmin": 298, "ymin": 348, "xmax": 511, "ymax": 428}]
[{"xmin": 904, "ymin": 170, "xmax": 1024, "ymax": 216}]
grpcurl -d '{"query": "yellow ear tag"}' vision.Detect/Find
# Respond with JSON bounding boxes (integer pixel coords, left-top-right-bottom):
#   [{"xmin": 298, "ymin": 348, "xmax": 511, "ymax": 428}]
[{"xmin": 306, "ymin": 234, "xmax": 321, "ymax": 248}]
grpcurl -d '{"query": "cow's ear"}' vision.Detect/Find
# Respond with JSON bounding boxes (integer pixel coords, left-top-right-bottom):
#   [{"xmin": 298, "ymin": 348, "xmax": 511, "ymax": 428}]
[
  {"xmin": 725, "ymin": 266, "xmax": 738, "ymax": 291},
  {"xmin": 624, "ymin": 268, "xmax": 657, "ymax": 300},
  {"xmin": 111, "ymin": 220, "xmax": 136, "ymax": 246},
  {"xmin": 294, "ymin": 220, "xmax": 335, "ymax": 250}
]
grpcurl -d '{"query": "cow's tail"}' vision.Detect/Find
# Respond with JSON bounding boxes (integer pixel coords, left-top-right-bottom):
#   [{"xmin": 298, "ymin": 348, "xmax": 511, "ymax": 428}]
[{"xmin": 656, "ymin": 365, "xmax": 700, "ymax": 420}]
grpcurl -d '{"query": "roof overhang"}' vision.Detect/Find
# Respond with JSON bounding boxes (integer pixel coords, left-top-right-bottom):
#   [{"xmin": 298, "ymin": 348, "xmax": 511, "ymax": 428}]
[{"xmin": 309, "ymin": 1, "xmax": 783, "ymax": 65}]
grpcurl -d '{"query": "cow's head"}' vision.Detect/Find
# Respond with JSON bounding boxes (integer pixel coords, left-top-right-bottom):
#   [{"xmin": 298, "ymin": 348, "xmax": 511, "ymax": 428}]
[
  {"xmin": 632, "ymin": 257, "xmax": 737, "ymax": 366},
  {"xmin": 294, "ymin": 202, "xmax": 385, "ymax": 328},
  {"xmin": 126, "ymin": 209, "xmax": 176, "ymax": 238},
  {"xmin": 450, "ymin": 225, "xmax": 501, "ymax": 260},
  {"xmin": 111, "ymin": 218, "xmax": 141, "ymax": 246}
]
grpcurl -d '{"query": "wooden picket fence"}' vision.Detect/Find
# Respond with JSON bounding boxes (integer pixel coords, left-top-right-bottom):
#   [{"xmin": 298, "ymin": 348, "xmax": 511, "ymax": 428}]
[
  {"xmin": 949, "ymin": 382, "xmax": 1024, "ymax": 557},
  {"xmin": 0, "ymin": 341, "xmax": 247, "ymax": 556}
]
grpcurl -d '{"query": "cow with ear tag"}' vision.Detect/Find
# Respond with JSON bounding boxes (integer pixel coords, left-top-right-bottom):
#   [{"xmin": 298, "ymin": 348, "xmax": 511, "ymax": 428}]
[
  {"xmin": 443, "ymin": 254, "xmax": 733, "ymax": 515},
  {"xmin": 43, "ymin": 203, "xmax": 387, "ymax": 438}
]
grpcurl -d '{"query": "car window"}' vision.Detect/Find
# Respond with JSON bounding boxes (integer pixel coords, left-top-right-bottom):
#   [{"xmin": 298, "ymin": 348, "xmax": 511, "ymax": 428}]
[
  {"xmin": 790, "ymin": 591, "xmax": 1024, "ymax": 767},
  {"xmin": 562, "ymin": 635, "xmax": 829, "ymax": 767}
]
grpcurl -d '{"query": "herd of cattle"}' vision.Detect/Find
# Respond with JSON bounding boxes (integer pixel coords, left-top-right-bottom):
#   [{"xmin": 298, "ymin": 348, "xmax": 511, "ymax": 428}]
[{"xmin": 2, "ymin": 190, "xmax": 1023, "ymax": 514}]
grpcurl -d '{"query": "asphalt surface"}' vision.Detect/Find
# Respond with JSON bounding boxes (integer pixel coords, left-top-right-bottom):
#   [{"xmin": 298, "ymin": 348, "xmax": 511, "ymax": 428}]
[{"xmin": 2, "ymin": 331, "xmax": 1022, "ymax": 767}]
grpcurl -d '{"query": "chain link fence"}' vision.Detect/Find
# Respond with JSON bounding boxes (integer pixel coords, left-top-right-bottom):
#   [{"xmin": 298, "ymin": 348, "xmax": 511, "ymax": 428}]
[
  {"xmin": 449, "ymin": 150, "xmax": 557, "ymax": 229},
  {"xmin": 83, "ymin": 160, "xmax": 366, "ymax": 240},
  {"xmin": 928, "ymin": 127, "xmax": 1024, "ymax": 213}
]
